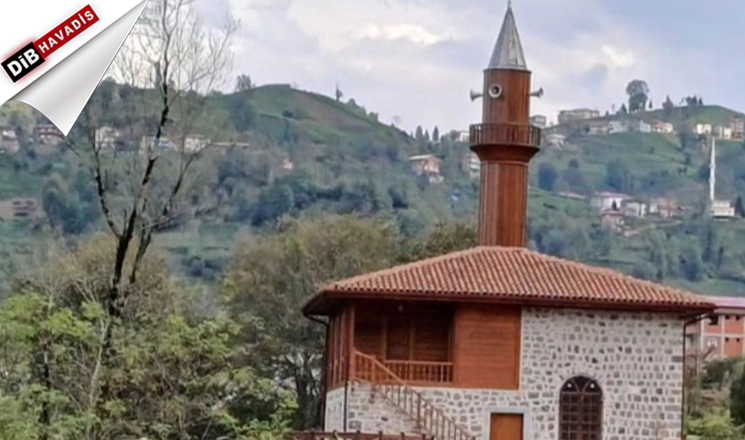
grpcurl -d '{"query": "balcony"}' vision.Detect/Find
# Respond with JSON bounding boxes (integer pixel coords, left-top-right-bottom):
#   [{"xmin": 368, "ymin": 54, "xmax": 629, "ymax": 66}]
[
  {"xmin": 469, "ymin": 123, "xmax": 541, "ymax": 148},
  {"xmin": 355, "ymin": 355, "xmax": 454, "ymax": 385}
]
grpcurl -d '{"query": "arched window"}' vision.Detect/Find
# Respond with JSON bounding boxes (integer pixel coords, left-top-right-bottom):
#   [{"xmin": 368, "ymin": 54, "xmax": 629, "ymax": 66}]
[{"xmin": 559, "ymin": 376, "xmax": 603, "ymax": 440}]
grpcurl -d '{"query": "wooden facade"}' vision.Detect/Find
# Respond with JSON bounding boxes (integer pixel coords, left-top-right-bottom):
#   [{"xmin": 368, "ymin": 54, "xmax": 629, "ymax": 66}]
[
  {"xmin": 325, "ymin": 301, "xmax": 522, "ymax": 390},
  {"xmin": 481, "ymin": 70, "xmax": 531, "ymax": 125}
]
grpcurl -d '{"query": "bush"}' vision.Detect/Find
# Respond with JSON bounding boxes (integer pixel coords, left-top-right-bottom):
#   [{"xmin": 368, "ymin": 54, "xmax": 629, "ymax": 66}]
[{"xmin": 686, "ymin": 410, "xmax": 743, "ymax": 440}]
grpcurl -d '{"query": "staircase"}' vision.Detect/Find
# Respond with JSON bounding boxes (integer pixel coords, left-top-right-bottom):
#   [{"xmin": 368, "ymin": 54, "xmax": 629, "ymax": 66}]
[{"xmin": 353, "ymin": 350, "xmax": 476, "ymax": 440}]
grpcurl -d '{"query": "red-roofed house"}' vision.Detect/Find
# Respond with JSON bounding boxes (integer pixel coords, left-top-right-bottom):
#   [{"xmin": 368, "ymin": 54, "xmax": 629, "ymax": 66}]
[
  {"xmin": 686, "ymin": 296, "xmax": 745, "ymax": 358},
  {"xmin": 301, "ymin": 6, "xmax": 714, "ymax": 440}
]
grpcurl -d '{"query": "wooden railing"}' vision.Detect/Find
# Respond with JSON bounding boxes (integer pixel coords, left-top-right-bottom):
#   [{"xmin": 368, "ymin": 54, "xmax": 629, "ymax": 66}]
[
  {"xmin": 353, "ymin": 351, "xmax": 475, "ymax": 440},
  {"xmin": 381, "ymin": 361, "xmax": 453, "ymax": 384},
  {"xmin": 469, "ymin": 123, "xmax": 541, "ymax": 147}
]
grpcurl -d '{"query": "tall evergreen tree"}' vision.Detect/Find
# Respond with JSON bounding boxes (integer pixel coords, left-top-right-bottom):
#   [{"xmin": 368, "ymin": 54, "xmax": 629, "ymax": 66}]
[{"xmin": 415, "ymin": 125, "xmax": 424, "ymax": 141}]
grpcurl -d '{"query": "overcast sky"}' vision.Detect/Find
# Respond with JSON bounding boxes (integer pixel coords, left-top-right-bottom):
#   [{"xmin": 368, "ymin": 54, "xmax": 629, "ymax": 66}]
[{"xmin": 193, "ymin": 0, "xmax": 745, "ymax": 133}]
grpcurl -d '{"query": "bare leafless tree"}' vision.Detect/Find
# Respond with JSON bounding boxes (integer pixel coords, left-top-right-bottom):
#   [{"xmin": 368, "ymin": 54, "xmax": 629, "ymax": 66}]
[{"xmin": 67, "ymin": 0, "xmax": 237, "ymax": 344}]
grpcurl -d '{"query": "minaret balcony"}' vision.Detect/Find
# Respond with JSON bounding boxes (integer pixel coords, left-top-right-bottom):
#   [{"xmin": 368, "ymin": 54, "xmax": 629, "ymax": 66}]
[{"xmin": 469, "ymin": 123, "xmax": 541, "ymax": 148}]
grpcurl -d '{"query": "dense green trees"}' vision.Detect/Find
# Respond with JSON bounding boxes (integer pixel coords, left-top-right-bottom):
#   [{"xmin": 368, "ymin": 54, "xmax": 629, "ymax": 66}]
[
  {"xmin": 605, "ymin": 159, "xmax": 633, "ymax": 193},
  {"xmin": 223, "ymin": 214, "xmax": 401, "ymax": 429},
  {"xmin": 0, "ymin": 238, "xmax": 292, "ymax": 440}
]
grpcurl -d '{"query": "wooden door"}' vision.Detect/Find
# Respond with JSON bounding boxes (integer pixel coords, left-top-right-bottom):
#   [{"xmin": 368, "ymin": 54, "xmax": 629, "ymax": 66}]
[
  {"xmin": 386, "ymin": 318, "xmax": 410, "ymax": 360},
  {"xmin": 489, "ymin": 413, "xmax": 523, "ymax": 440}
]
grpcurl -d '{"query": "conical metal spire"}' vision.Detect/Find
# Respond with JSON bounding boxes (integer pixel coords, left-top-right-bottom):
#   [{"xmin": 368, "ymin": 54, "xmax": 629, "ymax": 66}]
[{"xmin": 488, "ymin": 3, "xmax": 527, "ymax": 70}]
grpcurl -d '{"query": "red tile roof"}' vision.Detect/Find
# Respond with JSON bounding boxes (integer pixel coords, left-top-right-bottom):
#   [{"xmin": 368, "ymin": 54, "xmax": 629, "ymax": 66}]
[{"xmin": 303, "ymin": 246, "xmax": 714, "ymax": 314}]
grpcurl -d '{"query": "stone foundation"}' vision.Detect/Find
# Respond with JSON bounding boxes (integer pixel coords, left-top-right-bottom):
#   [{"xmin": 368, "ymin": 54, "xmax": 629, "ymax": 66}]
[{"xmin": 325, "ymin": 308, "xmax": 685, "ymax": 440}]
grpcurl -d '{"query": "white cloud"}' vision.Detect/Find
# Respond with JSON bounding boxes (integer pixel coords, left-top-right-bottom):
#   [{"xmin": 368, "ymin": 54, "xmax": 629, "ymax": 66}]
[
  {"xmin": 357, "ymin": 24, "xmax": 446, "ymax": 47},
  {"xmin": 601, "ymin": 45, "xmax": 637, "ymax": 69}
]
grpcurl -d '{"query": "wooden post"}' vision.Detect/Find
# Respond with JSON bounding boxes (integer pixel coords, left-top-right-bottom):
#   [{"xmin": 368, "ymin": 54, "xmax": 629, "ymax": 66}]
[{"xmin": 347, "ymin": 304, "xmax": 356, "ymax": 381}]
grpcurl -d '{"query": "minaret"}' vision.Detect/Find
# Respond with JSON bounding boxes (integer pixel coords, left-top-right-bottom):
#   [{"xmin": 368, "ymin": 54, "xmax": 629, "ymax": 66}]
[
  {"xmin": 710, "ymin": 137, "xmax": 717, "ymax": 203},
  {"xmin": 470, "ymin": 3, "xmax": 540, "ymax": 247}
]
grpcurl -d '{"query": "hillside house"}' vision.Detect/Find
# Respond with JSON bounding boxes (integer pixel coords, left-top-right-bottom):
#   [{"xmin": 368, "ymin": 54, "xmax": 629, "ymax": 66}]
[
  {"xmin": 282, "ymin": 157, "xmax": 294, "ymax": 171},
  {"xmin": 649, "ymin": 198, "xmax": 680, "ymax": 218},
  {"xmin": 714, "ymin": 126, "xmax": 732, "ymax": 140},
  {"xmin": 730, "ymin": 116, "xmax": 744, "ymax": 140},
  {"xmin": 686, "ymin": 296, "xmax": 745, "ymax": 359},
  {"xmin": 558, "ymin": 108, "xmax": 600, "ymax": 124},
  {"xmin": 456, "ymin": 131, "xmax": 469, "ymax": 143},
  {"xmin": 544, "ymin": 132, "xmax": 565, "ymax": 148},
  {"xmin": 600, "ymin": 208, "xmax": 625, "ymax": 232},
  {"xmin": 182, "ymin": 134, "xmax": 211, "ymax": 152},
  {"xmin": 408, "ymin": 154, "xmax": 444, "ymax": 184},
  {"xmin": 652, "ymin": 121, "xmax": 675, "ymax": 134},
  {"xmin": 140, "ymin": 136, "xmax": 176, "ymax": 152},
  {"xmin": 95, "ymin": 126, "xmax": 122, "ymax": 150},
  {"xmin": 460, "ymin": 151, "xmax": 480, "ymax": 179},
  {"xmin": 214, "ymin": 141, "xmax": 251, "ymax": 150},
  {"xmin": 305, "ymin": 7, "xmax": 714, "ymax": 440},
  {"xmin": 695, "ymin": 123, "xmax": 713, "ymax": 136},
  {"xmin": 624, "ymin": 200, "xmax": 648, "ymax": 218},
  {"xmin": 711, "ymin": 200, "xmax": 735, "ymax": 219},
  {"xmin": 590, "ymin": 191, "xmax": 632, "ymax": 211},
  {"xmin": 36, "ymin": 123, "xmax": 63, "ymax": 145},
  {"xmin": 582, "ymin": 119, "xmax": 610, "ymax": 135},
  {"xmin": 608, "ymin": 120, "xmax": 628, "ymax": 134},
  {"xmin": 629, "ymin": 120, "xmax": 652, "ymax": 133},
  {"xmin": 0, "ymin": 198, "xmax": 43, "ymax": 222},
  {"xmin": 529, "ymin": 115, "xmax": 546, "ymax": 129},
  {"xmin": 0, "ymin": 127, "xmax": 19, "ymax": 154}
]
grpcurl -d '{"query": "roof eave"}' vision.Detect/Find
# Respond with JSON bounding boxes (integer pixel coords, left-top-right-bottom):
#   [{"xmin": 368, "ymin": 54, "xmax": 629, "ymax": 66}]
[{"xmin": 304, "ymin": 289, "xmax": 715, "ymax": 316}]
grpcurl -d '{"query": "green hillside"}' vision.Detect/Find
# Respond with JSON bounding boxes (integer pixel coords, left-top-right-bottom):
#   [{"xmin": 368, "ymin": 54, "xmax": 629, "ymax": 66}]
[{"xmin": 2, "ymin": 86, "xmax": 745, "ymax": 297}]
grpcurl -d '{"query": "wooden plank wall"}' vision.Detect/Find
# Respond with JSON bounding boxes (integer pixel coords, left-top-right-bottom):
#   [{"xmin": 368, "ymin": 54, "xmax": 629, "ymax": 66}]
[
  {"xmin": 453, "ymin": 304, "xmax": 521, "ymax": 389},
  {"xmin": 353, "ymin": 301, "xmax": 452, "ymax": 363}
]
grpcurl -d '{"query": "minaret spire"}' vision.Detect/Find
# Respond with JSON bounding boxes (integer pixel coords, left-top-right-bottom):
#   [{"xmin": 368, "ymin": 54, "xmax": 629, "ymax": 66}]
[{"xmin": 488, "ymin": 1, "xmax": 527, "ymax": 70}]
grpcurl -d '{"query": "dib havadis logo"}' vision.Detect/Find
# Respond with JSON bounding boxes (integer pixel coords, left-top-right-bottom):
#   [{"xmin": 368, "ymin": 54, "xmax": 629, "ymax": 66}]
[{"xmin": 1, "ymin": 5, "xmax": 99, "ymax": 83}]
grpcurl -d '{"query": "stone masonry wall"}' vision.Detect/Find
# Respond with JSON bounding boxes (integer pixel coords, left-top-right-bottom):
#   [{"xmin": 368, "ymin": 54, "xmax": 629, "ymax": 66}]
[
  {"xmin": 325, "ymin": 308, "xmax": 685, "ymax": 440},
  {"xmin": 325, "ymin": 387, "xmax": 345, "ymax": 432},
  {"xmin": 324, "ymin": 384, "xmax": 420, "ymax": 434}
]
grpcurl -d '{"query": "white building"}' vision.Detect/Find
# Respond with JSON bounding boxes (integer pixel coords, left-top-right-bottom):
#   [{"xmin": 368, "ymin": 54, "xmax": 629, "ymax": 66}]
[
  {"xmin": 591, "ymin": 191, "xmax": 632, "ymax": 211},
  {"xmin": 630, "ymin": 120, "xmax": 652, "ymax": 133},
  {"xmin": 140, "ymin": 136, "xmax": 176, "ymax": 152},
  {"xmin": 530, "ymin": 115, "xmax": 547, "ymax": 129},
  {"xmin": 0, "ymin": 127, "xmax": 19, "ymax": 154},
  {"xmin": 624, "ymin": 201, "xmax": 648, "ymax": 218},
  {"xmin": 649, "ymin": 198, "xmax": 680, "ymax": 218},
  {"xmin": 608, "ymin": 121, "xmax": 629, "ymax": 134},
  {"xmin": 714, "ymin": 126, "xmax": 732, "ymax": 140},
  {"xmin": 461, "ymin": 151, "xmax": 480, "ymax": 179},
  {"xmin": 652, "ymin": 121, "xmax": 675, "ymax": 134},
  {"xmin": 712, "ymin": 200, "xmax": 735, "ymax": 218},
  {"xmin": 695, "ymin": 123, "xmax": 713, "ymax": 135},
  {"xmin": 182, "ymin": 134, "xmax": 211, "ymax": 152},
  {"xmin": 95, "ymin": 126, "xmax": 121, "ymax": 150},
  {"xmin": 558, "ymin": 108, "xmax": 600, "ymax": 125},
  {"xmin": 544, "ymin": 133, "xmax": 566, "ymax": 148}
]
